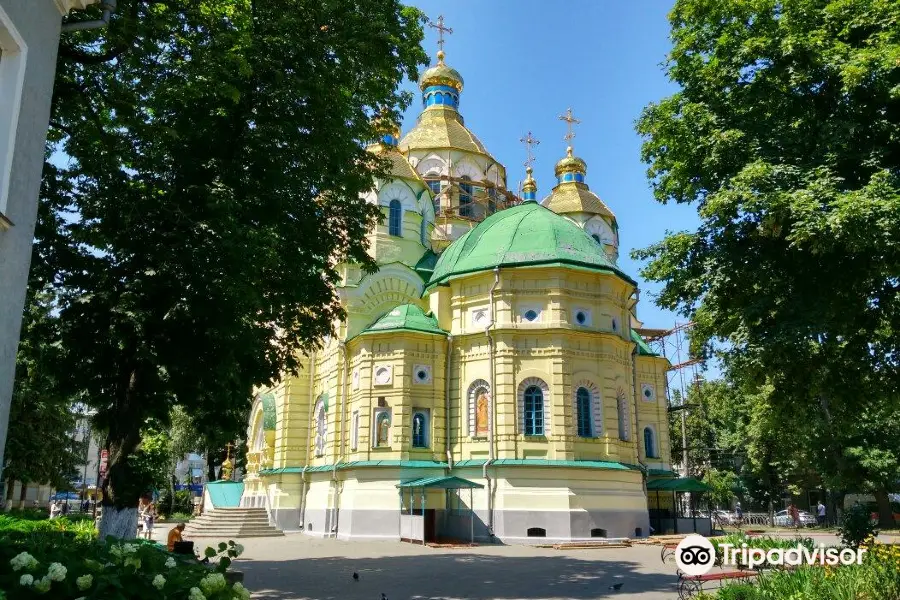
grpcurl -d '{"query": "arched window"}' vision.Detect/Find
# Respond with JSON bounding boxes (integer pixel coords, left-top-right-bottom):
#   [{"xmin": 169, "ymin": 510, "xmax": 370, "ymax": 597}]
[
  {"xmin": 412, "ymin": 412, "xmax": 427, "ymax": 448},
  {"xmin": 524, "ymin": 386, "xmax": 544, "ymax": 436},
  {"xmin": 427, "ymin": 180, "xmax": 442, "ymax": 215},
  {"xmin": 644, "ymin": 427, "xmax": 657, "ymax": 458},
  {"xmin": 576, "ymin": 387, "xmax": 592, "ymax": 437},
  {"xmin": 458, "ymin": 176, "xmax": 473, "ymax": 218},
  {"xmin": 388, "ymin": 199, "xmax": 402, "ymax": 236}
]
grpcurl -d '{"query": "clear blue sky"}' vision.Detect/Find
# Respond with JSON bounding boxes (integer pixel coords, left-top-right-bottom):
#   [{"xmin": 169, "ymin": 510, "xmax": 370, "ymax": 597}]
[{"xmin": 404, "ymin": 1, "xmax": 699, "ymax": 354}]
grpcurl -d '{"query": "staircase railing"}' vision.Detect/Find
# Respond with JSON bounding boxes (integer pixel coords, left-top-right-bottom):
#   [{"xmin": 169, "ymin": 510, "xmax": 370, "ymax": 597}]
[{"xmin": 263, "ymin": 483, "xmax": 275, "ymax": 528}]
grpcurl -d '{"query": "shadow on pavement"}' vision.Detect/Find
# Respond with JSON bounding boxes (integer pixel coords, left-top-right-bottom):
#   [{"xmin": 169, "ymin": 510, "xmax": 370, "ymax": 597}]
[{"xmin": 241, "ymin": 552, "xmax": 678, "ymax": 600}]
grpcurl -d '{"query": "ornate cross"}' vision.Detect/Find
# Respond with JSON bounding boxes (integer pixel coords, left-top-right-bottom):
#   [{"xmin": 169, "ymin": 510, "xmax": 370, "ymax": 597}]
[
  {"xmin": 520, "ymin": 131, "xmax": 540, "ymax": 169},
  {"xmin": 558, "ymin": 107, "xmax": 581, "ymax": 144},
  {"xmin": 429, "ymin": 15, "xmax": 453, "ymax": 53},
  {"xmin": 224, "ymin": 442, "xmax": 233, "ymax": 461}
]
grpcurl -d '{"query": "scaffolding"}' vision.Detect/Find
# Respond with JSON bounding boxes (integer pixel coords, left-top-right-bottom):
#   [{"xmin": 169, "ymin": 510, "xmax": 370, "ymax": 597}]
[
  {"xmin": 427, "ymin": 175, "xmax": 521, "ymax": 246},
  {"xmin": 637, "ymin": 322, "xmax": 706, "ymax": 477}
]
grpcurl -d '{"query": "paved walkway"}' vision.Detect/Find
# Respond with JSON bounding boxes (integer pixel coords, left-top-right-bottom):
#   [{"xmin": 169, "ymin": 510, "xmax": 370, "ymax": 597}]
[{"xmin": 223, "ymin": 535, "xmax": 682, "ymax": 600}]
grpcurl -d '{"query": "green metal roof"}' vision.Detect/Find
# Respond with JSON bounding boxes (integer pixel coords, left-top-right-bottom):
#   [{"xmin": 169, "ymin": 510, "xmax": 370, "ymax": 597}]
[
  {"xmin": 646, "ymin": 477, "xmax": 712, "ymax": 492},
  {"xmin": 631, "ymin": 330, "xmax": 658, "ymax": 356},
  {"xmin": 451, "ymin": 459, "xmax": 638, "ymax": 471},
  {"xmin": 648, "ymin": 468, "xmax": 678, "ymax": 477},
  {"xmin": 357, "ymin": 304, "xmax": 448, "ymax": 337},
  {"xmin": 426, "ymin": 201, "xmax": 636, "ymax": 291},
  {"xmin": 414, "ymin": 249, "xmax": 439, "ymax": 282},
  {"xmin": 397, "ymin": 475, "xmax": 483, "ymax": 489},
  {"xmin": 259, "ymin": 392, "xmax": 276, "ymax": 430}
]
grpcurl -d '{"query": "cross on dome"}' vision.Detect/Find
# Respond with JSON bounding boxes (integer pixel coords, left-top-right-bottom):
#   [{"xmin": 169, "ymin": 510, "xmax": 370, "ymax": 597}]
[
  {"xmin": 429, "ymin": 15, "xmax": 453, "ymax": 61},
  {"xmin": 520, "ymin": 131, "xmax": 540, "ymax": 169},
  {"xmin": 559, "ymin": 107, "xmax": 581, "ymax": 148}
]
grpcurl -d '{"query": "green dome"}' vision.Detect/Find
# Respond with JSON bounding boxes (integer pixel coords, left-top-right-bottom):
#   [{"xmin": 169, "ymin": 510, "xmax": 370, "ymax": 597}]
[
  {"xmin": 359, "ymin": 304, "xmax": 447, "ymax": 337},
  {"xmin": 426, "ymin": 202, "xmax": 634, "ymax": 290}
]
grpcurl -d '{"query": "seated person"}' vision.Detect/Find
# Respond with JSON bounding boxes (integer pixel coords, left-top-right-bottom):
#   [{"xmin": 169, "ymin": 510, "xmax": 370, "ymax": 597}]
[{"xmin": 167, "ymin": 523, "xmax": 191, "ymax": 553}]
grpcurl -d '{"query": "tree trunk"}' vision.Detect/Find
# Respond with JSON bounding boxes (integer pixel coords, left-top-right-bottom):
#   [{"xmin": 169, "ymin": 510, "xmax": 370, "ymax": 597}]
[
  {"xmin": 169, "ymin": 473, "xmax": 176, "ymax": 517},
  {"xmin": 875, "ymin": 488, "xmax": 895, "ymax": 529},
  {"xmin": 207, "ymin": 454, "xmax": 218, "ymax": 482},
  {"xmin": 98, "ymin": 506, "xmax": 139, "ymax": 540},
  {"xmin": 18, "ymin": 480, "xmax": 28, "ymax": 509}
]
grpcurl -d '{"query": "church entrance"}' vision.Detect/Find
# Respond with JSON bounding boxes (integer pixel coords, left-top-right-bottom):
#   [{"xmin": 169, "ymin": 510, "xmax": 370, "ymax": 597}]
[{"xmin": 396, "ymin": 475, "xmax": 483, "ymax": 545}]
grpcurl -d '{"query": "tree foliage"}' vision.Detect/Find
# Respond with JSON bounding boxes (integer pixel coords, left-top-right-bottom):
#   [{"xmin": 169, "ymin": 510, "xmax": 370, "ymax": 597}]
[
  {"xmin": 635, "ymin": 0, "xmax": 900, "ymax": 525},
  {"xmin": 4, "ymin": 288, "xmax": 81, "ymax": 494},
  {"xmin": 40, "ymin": 0, "xmax": 427, "ymax": 521}
]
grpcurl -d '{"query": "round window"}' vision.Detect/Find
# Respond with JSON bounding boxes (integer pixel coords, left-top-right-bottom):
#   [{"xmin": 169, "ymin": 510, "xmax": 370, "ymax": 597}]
[
  {"xmin": 524, "ymin": 310, "xmax": 538, "ymax": 322},
  {"xmin": 644, "ymin": 388, "xmax": 652, "ymax": 398},
  {"xmin": 576, "ymin": 311, "xmax": 586, "ymax": 325},
  {"xmin": 417, "ymin": 370, "xmax": 427, "ymax": 381}
]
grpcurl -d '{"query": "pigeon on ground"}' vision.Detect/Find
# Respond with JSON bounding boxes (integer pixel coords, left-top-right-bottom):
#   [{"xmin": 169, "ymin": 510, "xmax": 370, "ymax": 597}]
[
  {"xmin": 352, "ymin": 572, "xmax": 359, "ymax": 581},
  {"xmin": 608, "ymin": 583, "xmax": 624, "ymax": 591},
  {"xmin": 381, "ymin": 594, "xmax": 388, "ymax": 600}
]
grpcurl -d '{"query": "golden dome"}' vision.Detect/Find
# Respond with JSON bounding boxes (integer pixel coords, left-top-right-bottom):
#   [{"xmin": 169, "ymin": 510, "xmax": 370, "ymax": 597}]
[
  {"xmin": 554, "ymin": 146, "xmax": 587, "ymax": 178},
  {"xmin": 522, "ymin": 167, "xmax": 537, "ymax": 198},
  {"xmin": 399, "ymin": 108, "xmax": 490, "ymax": 155},
  {"xmin": 419, "ymin": 52, "xmax": 464, "ymax": 92}
]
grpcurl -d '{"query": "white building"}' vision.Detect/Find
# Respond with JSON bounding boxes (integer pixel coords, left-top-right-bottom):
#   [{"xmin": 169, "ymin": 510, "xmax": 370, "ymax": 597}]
[{"xmin": 0, "ymin": 0, "xmax": 103, "ymax": 481}]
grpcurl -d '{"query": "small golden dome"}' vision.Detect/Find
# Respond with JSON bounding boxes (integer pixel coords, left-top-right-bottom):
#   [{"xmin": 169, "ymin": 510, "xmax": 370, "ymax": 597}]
[
  {"xmin": 523, "ymin": 167, "xmax": 537, "ymax": 193},
  {"xmin": 419, "ymin": 53, "xmax": 464, "ymax": 92},
  {"xmin": 554, "ymin": 146, "xmax": 587, "ymax": 178}
]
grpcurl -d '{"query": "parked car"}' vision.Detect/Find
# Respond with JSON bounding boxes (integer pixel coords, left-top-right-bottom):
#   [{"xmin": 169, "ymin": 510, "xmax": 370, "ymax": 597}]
[{"xmin": 773, "ymin": 509, "xmax": 817, "ymax": 527}]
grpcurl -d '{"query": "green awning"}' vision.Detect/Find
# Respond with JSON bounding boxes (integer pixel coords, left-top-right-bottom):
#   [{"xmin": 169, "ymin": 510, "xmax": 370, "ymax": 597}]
[
  {"xmin": 646, "ymin": 477, "xmax": 711, "ymax": 492},
  {"xmin": 397, "ymin": 475, "xmax": 483, "ymax": 490}
]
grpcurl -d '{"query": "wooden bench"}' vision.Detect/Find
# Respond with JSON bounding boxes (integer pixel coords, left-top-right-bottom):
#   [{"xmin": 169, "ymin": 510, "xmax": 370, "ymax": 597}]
[{"xmin": 677, "ymin": 570, "xmax": 758, "ymax": 599}]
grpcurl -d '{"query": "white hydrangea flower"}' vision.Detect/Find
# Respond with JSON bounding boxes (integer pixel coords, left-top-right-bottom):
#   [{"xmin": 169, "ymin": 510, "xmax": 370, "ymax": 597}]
[
  {"xmin": 152, "ymin": 574, "xmax": 166, "ymax": 590},
  {"xmin": 232, "ymin": 581, "xmax": 251, "ymax": 600},
  {"xmin": 122, "ymin": 543, "xmax": 137, "ymax": 554},
  {"xmin": 164, "ymin": 557, "xmax": 177, "ymax": 569},
  {"xmin": 47, "ymin": 562, "xmax": 67, "ymax": 582},
  {"xmin": 10, "ymin": 552, "xmax": 38, "ymax": 572},
  {"xmin": 76, "ymin": 574, "xmax": 93, "ymax": 590},
  {"xmin": 233, "ymin": 543, "xmax": 245, "ymax": 556},
  {"xmin": 33, "ymin": 575, "xmax": 52, "ymax": 593},
  {"xmin": 124, "ymin": 556, "xmax": 141, "ymax": 570},
  {"xmin": 200, "ymin": 572, "xmax": 227, "ymax": 595},
  {"xmin": 19, "ymin": 574, "xmax": 34, "ymax": 586},
  {"xmin": 189, "ymin": 586, "xmax": 207, "ymax": 600}
]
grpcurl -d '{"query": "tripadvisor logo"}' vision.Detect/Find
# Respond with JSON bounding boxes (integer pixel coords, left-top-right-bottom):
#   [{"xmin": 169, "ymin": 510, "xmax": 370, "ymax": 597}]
[
  {"xmin": 675, "ymin": 535, "xmax": 716, "ymax": 576},
  {"xmin": 674, "ymin": 533, "xmax": 868, "ymax": 576}
]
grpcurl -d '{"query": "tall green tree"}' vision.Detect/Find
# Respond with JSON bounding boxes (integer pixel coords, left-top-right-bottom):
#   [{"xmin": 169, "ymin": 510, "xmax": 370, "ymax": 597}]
[
  {"xmin": 43, "ymin": 0, "xmax": 426, "ymax": 536},
  {"xmin": 635, "ymin": 0, "xmax": 900, "ymax": 526},
  {"xmin": 4, "ymin": 287, "xmax": 82, "ymax": 504}
]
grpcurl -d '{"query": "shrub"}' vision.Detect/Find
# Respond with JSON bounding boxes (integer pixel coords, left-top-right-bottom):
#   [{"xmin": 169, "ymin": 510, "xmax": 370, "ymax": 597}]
[
  {"xmin": 0, "ymin": 531, "xmax": 247, "ymax": 600},
  {"xmin": 839, "ymin": 503, "xmax": 878, "ymax": 549},
  {"xmin": 157, "ymin": 489, "xmax": 195, "ymax": 518}
]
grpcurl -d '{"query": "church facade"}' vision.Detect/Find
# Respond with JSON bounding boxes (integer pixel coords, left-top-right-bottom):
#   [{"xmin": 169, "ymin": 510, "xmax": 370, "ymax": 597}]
[{"xmin": 240, "ymin": 42, "xmax": 675, "ymax": 544}]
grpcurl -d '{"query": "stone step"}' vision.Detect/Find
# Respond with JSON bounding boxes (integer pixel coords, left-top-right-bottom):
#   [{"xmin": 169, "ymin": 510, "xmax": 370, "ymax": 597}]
[{"xmin": 183, "ymin": 507, "xmax": 282, "ymax": 539}]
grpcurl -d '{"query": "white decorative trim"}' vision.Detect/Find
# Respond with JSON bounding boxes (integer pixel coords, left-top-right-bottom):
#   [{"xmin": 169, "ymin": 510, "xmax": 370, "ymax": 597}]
[
  {"xmin": 350, "ymin": 411, "xmax": 359, "ymax": 451},
  {"xmin": 0, "ymin": 5, "xmax": 27, "ymax": 220},
  {"xmin": 352, "ymin": 369, "xmax": 360, "ymax": 390},
  {"xmin": 466, "ymin": 380, "xmax": 490, "ymax": 437},
  {"xmin": 641, "ymin": 383, "xmax": 656, "ymax": 402},
  {"xmin": 313, "ymin": 399, "xmax": 327, "ymax": 457},
  {"xmin": 616, "ymin": 386, "xmax": 631, "ymax": 441},
  {"xmin": 642, "ymin": 424, "xmax": 658, "ymax": 458},
  {"xmin": 470, "ymin": 306, "xmax": 489, "ymax": 328},
  {"xmin": 572, "ymin": 380, "xmax": 601, "ymax": 437},
  {"xmin": 573, "ymin": 307, "xmax": 592, "ymax": 327},
  {"xmin": 373, "ymin": 408, "xmax": 391, "ymax": 448},
  {"xmin": 373, "ymin": 364, "xmax": 393, "ymax": 386},
  {"xmin": 518, "ymin": 377, "xmax": 550, "ymax": 435},
  {"xmin": 412, "ymin": 364, "xmax": 432, "ymax": 384}
]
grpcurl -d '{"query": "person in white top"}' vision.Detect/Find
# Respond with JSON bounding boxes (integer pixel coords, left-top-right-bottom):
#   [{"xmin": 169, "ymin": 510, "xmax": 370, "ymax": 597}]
[{"xmin": 816, "ymin": 501, "xmax": 826, "ymax": 527}]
